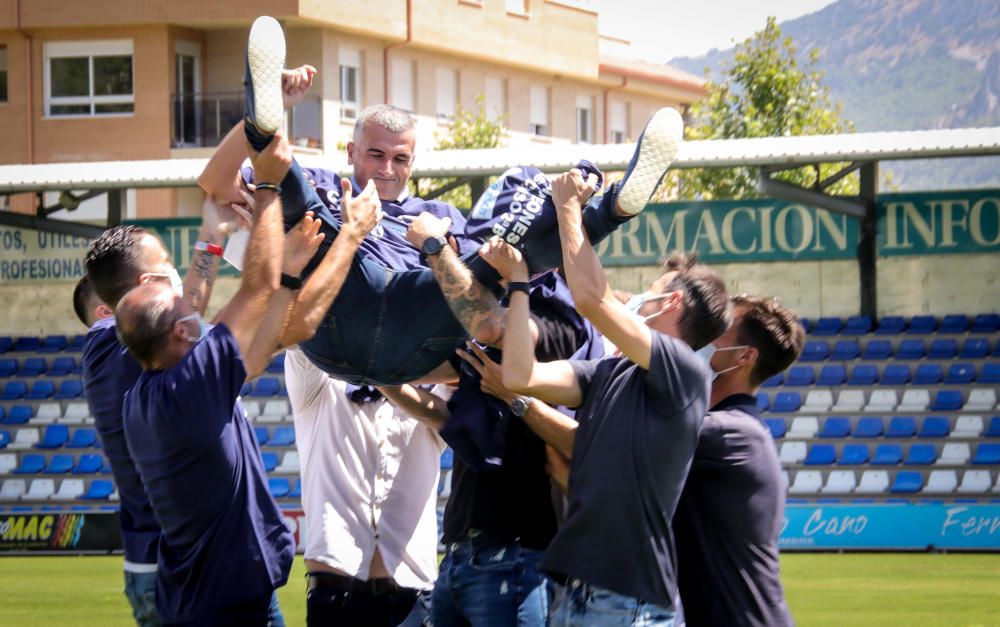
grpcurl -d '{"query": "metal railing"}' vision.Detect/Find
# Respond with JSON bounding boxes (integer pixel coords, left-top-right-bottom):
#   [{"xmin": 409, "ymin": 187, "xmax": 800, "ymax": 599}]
[{"xmin": 171, "ymin": 92, "xmax": 323, "ymax": 150}]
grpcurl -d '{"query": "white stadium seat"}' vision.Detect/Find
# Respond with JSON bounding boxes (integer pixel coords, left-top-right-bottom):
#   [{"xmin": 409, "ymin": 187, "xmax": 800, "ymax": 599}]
[
  {"xmin": 802, "ymin": 390, "xmax": 833, "ymax": 413},
  {"xmin": 865, "ymin": 390, "xmax": 897, "ymax": 413},
  {"xmin": 779, "ymin": 441, "xmax": 807, "ymax": 465},
  {"xmin": 957, "ymin": 470, "xmax": 992, "ymax": 494},
  {"xmin": 0, "ymin": 454, "xmax": 17, "ymax": 475},
  {"xmin": 938, "ymin": 443, "xmax": 971, "ymax": 465},
  {"xmin": 964, "ymin": 388, "xmax": 997, "ymax": 412},
  {"xmin": 243, "ymin": 401, "xmax": 262, "ymax": 418},
  {"xmin": 898, "ymin": 389, "xmax": 930, "ymax": 413},
  {"xmin": 9, "ymin": 428, "xmax": 40, "ymax": 450},
  {"xmin": 923, "ymin": 470, "xmax": 957, "ymax": 494},
  {"xmin": 832, "ymin": 390, "xmax": 865, "ymax": 413},
  {"xmin": 788, "ymin": 471, "xmax": 823, "ymax": 494},
  {"xmin": 856, "ymin": 471, "xmax": 890, "ymax": 494},
  {"xmin": 1, "ymin": 479, "xmax": 27, "ymax": 500},
  {"xmin": 34, "ymin": 403, "xmax": 62, "ymax": 424},
  {"xmin": 51, "ymin": 479, "xmax": 85, "ymax": 501},
  {"xmin": 24, "ymin": 479, "xmax": 56, "ymax": 500},
  {"xmin": 62, "ymin": 402, "xmax": 91, "ymax": 424},
  {"xmin": 952, "ymin": 415, "xmax": 984, "ymax": 438},
  {"xmin": 822, "ymin": 470, "xmax": 856, "ymax": 494},
  {"xmin": 262, "ymin": 400, "xmax": 289, "ymax": 418},
  {"xmin": 787, "ymin": 417, "xmax": 819, "ymax": 439},
  {"xmin": 276, "ymin": 451, "xmax": 300, "ymax": 474}
]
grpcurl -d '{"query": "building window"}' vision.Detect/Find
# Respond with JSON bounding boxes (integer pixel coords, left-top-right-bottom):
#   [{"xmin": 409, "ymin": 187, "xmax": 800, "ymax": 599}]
[
  {"xmin": 340, "ymin": 47, "xmax": 361, "ymax": 120},
  {"xmin": 0, "ymin": 46, "xmax": 7, "ymax": 103},
  {"xmin": 44, "ymin": 40, "xmax": 134, "ymax": 117},
  {"xmin": 506, "ymin": 0, "xmax": 528, "ymax": 15},
  {"xmin": 529, "ymin": 86, "xmax": 549, "ymax": 137},
  {"xmin": 484, "ymin": 76, "xmax": 505, "ymax": 116},
  {"xmin": 610, "ymin": 101, "xmax": 628, "ymax": 143},
  {"xmin": 575, "ymin": 94, "xmax": 592, "ymax": 143},
  {"xmin": 436, "ymin": 68, "xmax": 458, "ymax": 122},
  {"xmin": 391, "ymin": 58, "xmax": 414, "ymax": 112}
]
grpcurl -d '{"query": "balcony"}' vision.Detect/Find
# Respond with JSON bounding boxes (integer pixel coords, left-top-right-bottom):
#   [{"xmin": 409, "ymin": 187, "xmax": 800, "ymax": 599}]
[{"xmin": 171, "ymin": 92, "xmax": 323, "ymax": 150}]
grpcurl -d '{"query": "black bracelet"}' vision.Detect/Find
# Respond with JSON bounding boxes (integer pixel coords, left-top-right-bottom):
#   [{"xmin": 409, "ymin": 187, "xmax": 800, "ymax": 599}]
[
  {"xmin": 280, "ymin": 273, "xmax": 303, "ymax": 290},
  {"xmin": 507, "ymin": 281, "xmax": 530, "ymax": 296},
  {"xmin": 255, "ymin": 182, "xmax": 282, "ymax": 194}
]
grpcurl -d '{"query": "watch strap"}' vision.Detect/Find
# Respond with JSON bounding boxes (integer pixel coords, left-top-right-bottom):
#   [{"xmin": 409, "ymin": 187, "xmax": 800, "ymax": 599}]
[
  {"xmin": 507, "ymin": 281, "xmax": 531, "ymax": 296},
  {"xmin": 280, "ymin": 273, "xmax": 303, "ymax": 290}
]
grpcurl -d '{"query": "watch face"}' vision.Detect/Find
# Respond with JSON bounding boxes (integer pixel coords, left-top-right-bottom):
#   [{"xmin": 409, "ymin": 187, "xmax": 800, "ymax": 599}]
[{"xmin": 422, "ymin": 236, "xmax": 445, "ymax": 255}]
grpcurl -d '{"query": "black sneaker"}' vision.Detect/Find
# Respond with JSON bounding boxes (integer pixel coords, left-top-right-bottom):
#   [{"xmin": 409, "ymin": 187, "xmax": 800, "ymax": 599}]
[
  {"xmin": 617, "ymin": 107, "xmax": 684, "ymax": 215},
  {"xmin": 244, "ymin": 16, "xmax": 286, "ymax": 136}
]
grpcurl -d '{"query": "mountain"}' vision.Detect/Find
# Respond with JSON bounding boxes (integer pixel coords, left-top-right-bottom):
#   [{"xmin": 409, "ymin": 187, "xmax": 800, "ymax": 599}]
[{"xmin": 669, "ymin": 0, "xmax": 1000, "ymax": 190}]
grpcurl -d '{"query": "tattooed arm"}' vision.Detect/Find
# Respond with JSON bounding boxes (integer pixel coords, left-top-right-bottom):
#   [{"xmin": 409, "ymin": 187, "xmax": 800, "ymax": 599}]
[
  {"xmin": 183, "ymin": 197, "xmax": 249, "ymax": 315},
  {"xmin": 406, "ymin": 212, "xmax": 507, "ymax": 347}
]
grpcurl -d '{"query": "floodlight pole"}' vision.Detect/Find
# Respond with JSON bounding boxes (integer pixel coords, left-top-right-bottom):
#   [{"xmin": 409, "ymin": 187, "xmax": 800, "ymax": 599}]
[{"xmin": 858, "ymin": 162, "xmax": 879, "ymax": 321}]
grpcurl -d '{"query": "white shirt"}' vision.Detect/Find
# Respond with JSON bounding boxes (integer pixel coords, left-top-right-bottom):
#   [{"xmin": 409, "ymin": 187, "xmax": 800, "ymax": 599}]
[{"xmin": 285, "ymin": 348, "xmax": 445, "ymax": 590}]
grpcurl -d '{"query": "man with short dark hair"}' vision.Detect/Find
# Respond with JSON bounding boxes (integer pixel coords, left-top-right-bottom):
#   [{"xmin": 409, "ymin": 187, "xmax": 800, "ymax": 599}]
[
  {"xmin": 672, "ymin": 294, "xmax": 803, "ymax": 627},
  {"xmin": 72, "ymin": 274, "xmax": 113, "ymax": 328}
]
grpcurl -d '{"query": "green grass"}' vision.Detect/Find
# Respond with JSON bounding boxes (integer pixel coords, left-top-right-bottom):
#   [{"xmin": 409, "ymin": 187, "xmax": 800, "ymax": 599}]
[{"xmin": 0, "ymin": 553, "xmax": 998, "ymax": 625}]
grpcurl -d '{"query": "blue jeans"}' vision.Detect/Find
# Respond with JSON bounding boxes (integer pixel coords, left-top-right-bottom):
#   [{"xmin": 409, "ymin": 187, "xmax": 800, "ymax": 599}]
[
  {"xmin": 432, "ymin": 538, "xmax": 552, "ymax": 627},
  {"xmin": 124, "ymin": 570, "xmax": 158, "ymax": 627},
  {"xmin": 551, "ymin": 581, "xmax": 676, "ymax": 627},
  {"xmin": 267, "ymin": 590, "xmax": 286, "ymax": 627}
]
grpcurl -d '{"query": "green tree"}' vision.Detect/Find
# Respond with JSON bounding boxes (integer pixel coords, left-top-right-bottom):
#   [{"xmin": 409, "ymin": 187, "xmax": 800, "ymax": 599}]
[
  {"xmin": 677, "ymin": 17, "xmax": 857, "ymax": 200},
  {"xmin": 415, "ymin": 95, "xmax": 507, "ymax": 210}
]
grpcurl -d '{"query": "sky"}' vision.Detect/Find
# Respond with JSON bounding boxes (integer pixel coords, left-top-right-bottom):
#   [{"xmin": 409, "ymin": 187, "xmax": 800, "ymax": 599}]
[{"xmin": 593, "ymin": 0, "xmax": 837, "ymax": 62}]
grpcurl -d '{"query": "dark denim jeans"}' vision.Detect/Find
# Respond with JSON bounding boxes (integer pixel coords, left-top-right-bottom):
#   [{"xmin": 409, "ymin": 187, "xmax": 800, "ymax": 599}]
[
  {"xmin": 124, "ymin": 570, "xmax": 158, "ymax": 627},
  {"xmin": 432, "ymin": 538, "xmax": 552, "ymax": 627},
  {"xmin": 551, "ymin": 581, "xmax": 675, "ymax": 627}
]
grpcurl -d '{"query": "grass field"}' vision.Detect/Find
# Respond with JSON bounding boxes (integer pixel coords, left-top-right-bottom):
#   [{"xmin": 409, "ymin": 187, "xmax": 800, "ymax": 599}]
[{"xmin": 1, "ymin": 553, "xmax": 999, "ymax": 626}]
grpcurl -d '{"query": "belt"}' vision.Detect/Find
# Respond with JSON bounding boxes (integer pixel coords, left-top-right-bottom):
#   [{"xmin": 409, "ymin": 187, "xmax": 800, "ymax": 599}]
[{"xmin": 306, "ymin": 571, "xmax": 401, "ymax": 596}]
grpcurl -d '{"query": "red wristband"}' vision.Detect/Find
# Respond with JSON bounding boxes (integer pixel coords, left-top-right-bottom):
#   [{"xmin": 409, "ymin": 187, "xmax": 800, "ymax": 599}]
[{"xmin": 194, "ymin": 240, "xmax": 224, "ymax": 256}]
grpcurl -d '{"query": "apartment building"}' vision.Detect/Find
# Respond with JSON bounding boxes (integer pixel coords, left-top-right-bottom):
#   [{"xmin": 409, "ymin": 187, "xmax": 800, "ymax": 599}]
[{"xmin": 0, "ymin": 0, "xmax": 705, "ymax": 218}]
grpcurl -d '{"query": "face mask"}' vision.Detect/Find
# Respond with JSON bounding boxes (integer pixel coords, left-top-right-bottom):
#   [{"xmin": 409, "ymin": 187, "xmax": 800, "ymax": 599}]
[
  {"xmin": 176, "ymin": 312, "xmax": 210, "ymax": 343},
  {"xmin": 696, "ymin": 343, "xmax": 750, "ymax": 381},
  {"xmin": 626, "ymin": 292, "xmax": 672, "ymax": 323},
  {"xmin": 147, "ymin": 268, "xmax": 183, "ymax": 297}
]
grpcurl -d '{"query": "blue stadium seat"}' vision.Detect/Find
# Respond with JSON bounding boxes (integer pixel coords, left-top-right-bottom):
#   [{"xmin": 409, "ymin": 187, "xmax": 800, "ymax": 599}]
[
  {"xmin": 800, "ymin": 341, "xmax": 830, "ymax": 362},
  {"xmin": 928, "ymin": 339, "xmax": 958, "ymax": 360},
  {"xmin": 771, "ymin": 392, "xmax": 801, "ymax": 413},
  {"xmin": 0, "ymin": 430, "xmax": 9, "ymax": 449},
  {"xmin": 289, "ymin": 479, "xmax": 302, "ymax": 499},
  {"xmin": 13, "ymin": 337, "xmax": 40, "ymax": 352},
  {"xmin": 101, "ymin": 458, "xmax": 112, "ymax": 474},
  {"xmin": 271, "ymin": 427, "xmax": 296, "ymax": 447},
  {"xmin": 16, "ymin": 358, "xmax": 46, "ymax": 377},
  {"xmin": 25, "ymin": 380, "xmax": 55, "ymax": 400},
  {"xmin": 441, "ymin": 448, "xmax": 454, "ymax": 470},
  {"xmin": 5, "ymin": 405, "xmax": 32, "ymax": 425},
  {"xmin": 73, "ymin": 455, "xmax": 103, "ymax": 474},
  {"xmin": 0, "ymin": 337, "xmax": 12, "ymax": 353},
  {"xmin": 756, "ymin": 392, "xmax": 769, "ymax": 411},
  {"xmin": 904, "ymin": 444, "xmax": 937, "ymax": 465},
  {"xmin": 38, "ymin": 335, "xmax": 68, "ymax": 353},
  {"xmin": 913, "ymin": 364, "xmax": 943, "ymax": 385},
  {"xmin": 896, "ymin": 339, "xmax": 926, "ymax": 360},
  {"xmin": 819, "ymin": 417, "xmax": 851, "ymax": 438},
  {"xmin": 885, "ymin": 417, "xmax": 916, "ymax": 439},
  {"xmin": 939, "ymin": 314, "xmax": 969, "ymax": 334},
  {"xmin": 831, "ymin": 340, "xmax": 860, "ymax": 361},
  {"xmin": 813, "ymin": 317, "xmax": 843, "ymax": 336},
  {"xmin": 880, "ymin": 364, "xmax": 911, "ymax": 385},
  {"xmin": 971, "ymin": 313, "xmax": 1000, "ymax": 334},
  {"xmin": 67, "ymin": 335, "xmax": 87, "ymax": 353},
  {"xmin": 986, "ymin": 417, "xmax": 1000, "ymax": 438},
  {"xmin": 764, "ymin": 418, "xmax": 786, "ymax": 439},
  {"xmin": 81, "ymin": 479, "xmax": 114, "ymax": 500},
  {"xmin": 35, "ymin": 425, "xmax": 69, "ymax": 449},
  {"xmin": 53, "ymin": 380, "xmax": 83, "ymax": 400},
  {"xmin": 906, "ymin": 316, "xmax": 937, "ymax": 335},
  {"xmin": 66, "ymin": 428, "xmax": 97, "ymax": 449},
  {"xmin": 817, "ymin": 365, "xmax": 847, "ymax": 386},
  {"xmin": 785, "ymin": 366, "xmax": 815, "ymax": 387},
  {"xmin": 854, "ymin": 417, "xmax": 884, "ymax": 438},
  {"xmin": 839, "ymin": 444, "xmax": 869, "ymax": 465},
  {"xmin": 799, "ymin": 318, "xmax": 813, "ymax": 334},
  {"xmin": 268, "ymin": 477, "xmax": 291, "ymax": 498},
  {"xmin": 240, "ymin": 382, "xmax": 252, "ymax": 397},
  {"xmin": 254, "ymin": 426, "xmax": 269, "ymax": 446},
  {"xmin": 0, "ymin": 358, "xmax": 16, "ymax": 377},
  {"xmin": 15, "ymin": 454, "xmax": 46, "ymax": 474},
  {"xmin": 929, "ymin": 390, "xmax": 963, "ymax": 411},
  {"xmin": 848, "ymin": 364, "xmax": 879, "ymax": 386},
  {"xmin": 761, "ymin": 373, "xmax": 783, "ymax": 388},
  {"xmin": 872, "ymin": 444, "xmax": 903, "ymax": 465},
  {"xmin": 261, "ymin": 452, "xmax": 279, "ymax": 472},
  {"xmin": 960, "ymin": 338, "xmax": 991, "ymax": 359},
  {"xmin": 48, "ymin": 357, "xmax": 76, "ymax": 377},
  {"xmin": 890, "ymin": 471, "xmax": 924, "ymax": 493},
  {"xmin": 804, "ymin": 444, "xmax": 837, "ymax": 465},
  {"xmin": 861, "ymin": 340, "xmax": 892, "ymax": 360},
  {"xmin": 0, "ymin": 381, "xmax": 27, "ymax": 400},
  {"xmin": 46, "ymin": 454, "xmax": 74, "ymax": 474},
  {"xmin": 982, "ymin": 364, "xmax": 1000, "ymax": 384},
  {"xmin": 944, "ymin": 363, "xmax": 976, "ymax": 384},
  {"xmin": 875, "ymin": 316, "xmax": 906, "ymax": 335},
  {"xmin": 843, "ymin": 316, "xmax": 872, "ymax": 335},
  {"xmin": 972, "ymin": 444, "xmax": 1000, "ymax": 465},
  {"xmin": 249, "ymin": 377, "xmax": 281, "ymax": 397},
  {"xmin": 918, "ymin": 416, "xmax": 950, "ymax": 438},
  {"xmin": 267, "ymin": 353, "xmax": 286, "ymax": 374}
]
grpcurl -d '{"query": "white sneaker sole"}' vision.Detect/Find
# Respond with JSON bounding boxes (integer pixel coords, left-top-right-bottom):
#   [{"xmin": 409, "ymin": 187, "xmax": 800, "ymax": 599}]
[
  {"xmin": 247, "ymin": 16, "xmax": 286, "ymax": 134},
  {"xmin": 617, "ymin": 108, "xmax": 684, "ymax": 215}
]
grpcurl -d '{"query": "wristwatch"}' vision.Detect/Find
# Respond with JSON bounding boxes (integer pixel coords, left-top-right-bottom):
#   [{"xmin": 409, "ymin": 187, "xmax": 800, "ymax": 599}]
[
  {"xmin": 510, "ymin": 396, "xmax": 534, "ymax": 417},
  {"xmin": 280, "ymin": 273, "xmax": 303, "ymax": 290},
  {"xmin": 421, "ymin": 235, "xmax": 448, "ymax": 257}
]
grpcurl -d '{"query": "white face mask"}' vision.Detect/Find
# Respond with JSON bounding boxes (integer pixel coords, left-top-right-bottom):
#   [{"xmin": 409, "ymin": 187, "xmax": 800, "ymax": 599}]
[
  {"xmin": 695, "ymin": 343, "xmax": 750, "ymax": 381},
  {"xmin": 626, "ymin": 292, "xmax": 672, "ymax": 324},
  {"xmin": 176, "ymin": 312, "xmax": 210, "ymax": 343},
  {"xmin": 147, "ymin": 268, "xmax": 183, "ymax": 297}
]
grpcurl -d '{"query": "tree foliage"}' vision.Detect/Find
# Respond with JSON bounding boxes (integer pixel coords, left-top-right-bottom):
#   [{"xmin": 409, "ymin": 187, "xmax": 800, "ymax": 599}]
[{"xmin": 677, "ymin": 17, "xmax": 857, "ymax": 200}]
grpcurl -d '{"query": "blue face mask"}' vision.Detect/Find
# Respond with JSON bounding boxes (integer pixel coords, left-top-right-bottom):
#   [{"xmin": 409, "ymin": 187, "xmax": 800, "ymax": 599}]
[
  {"xmin": 695, "ymin": 343, "xmax": 750, "ymax": 381},
  {"xmin": 176, "ymin": 313, "xmax": 211, "ymax": 343},
  {"xmin": 626, "ymin": 292, "xmax": 672, "ymax": 323}
]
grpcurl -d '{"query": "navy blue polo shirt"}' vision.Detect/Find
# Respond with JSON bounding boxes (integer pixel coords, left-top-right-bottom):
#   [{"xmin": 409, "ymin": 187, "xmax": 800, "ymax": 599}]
[
  {"xmin": 123, "ymin": 323, "xmax": 294, "ymax": 623},
  {"xmin": 673, "ymin": 394, "xmax": 793, "ymax": 627},
  {"xmin": 82, "ymin": 317, "xmax": 160, "ymax": 565},
  {"xmin": 541, "ymin": 331, "xmax": 709, "ymax": 610}
]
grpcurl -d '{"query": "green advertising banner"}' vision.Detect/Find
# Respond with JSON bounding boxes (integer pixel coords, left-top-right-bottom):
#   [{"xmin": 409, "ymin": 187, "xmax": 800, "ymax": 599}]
[{"xmin": 0, "ymin": 190, "xmax": 997, "ymax": 282}]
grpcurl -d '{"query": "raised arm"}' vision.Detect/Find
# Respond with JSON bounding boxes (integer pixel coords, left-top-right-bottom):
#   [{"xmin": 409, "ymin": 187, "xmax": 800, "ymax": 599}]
[
  {"xmin": 553, "ymin": 169, "xmax": 654, "ymax": 370},
  {"xmin": 183, "ymin": 198, "xmax": 250, "ymax": 315},
  {"xmin": 406, "ymin": 213, "xmax": 506, "ymax": 347},
  {"xmin": 377, "ymin": 384, "xmax": 450, "ymax": 432}
]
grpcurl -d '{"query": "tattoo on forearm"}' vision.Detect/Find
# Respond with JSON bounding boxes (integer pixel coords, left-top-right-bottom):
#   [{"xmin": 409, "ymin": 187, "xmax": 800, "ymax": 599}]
[
  {"xmin": 187, "ymin": 251, "xmax": 218, "ymax": 308},
  {"xmin": 432, "ymin": 249, "xmax": 505, "ymax": 344}
]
